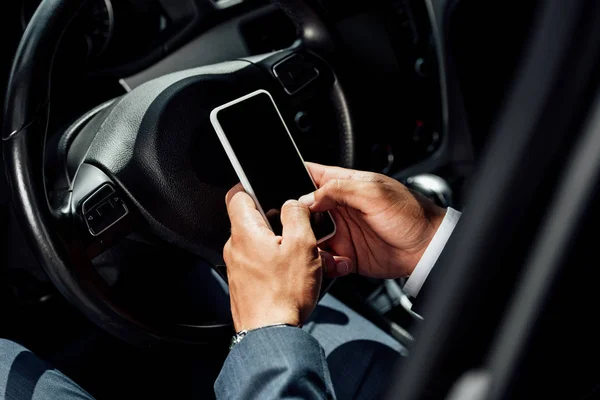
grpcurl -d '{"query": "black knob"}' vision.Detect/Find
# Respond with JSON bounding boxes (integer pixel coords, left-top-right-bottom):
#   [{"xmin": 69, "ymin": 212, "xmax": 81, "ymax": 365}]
[{"xmin": 295, "ymin": 111, "xmax": 313, "ymax": 133}]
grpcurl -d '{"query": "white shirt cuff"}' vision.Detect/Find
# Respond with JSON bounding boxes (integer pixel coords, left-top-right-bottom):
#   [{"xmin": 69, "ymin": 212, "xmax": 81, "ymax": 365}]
[{"xmin": 403, "ymin": 207, "xmax": 462, "ymax": 298}]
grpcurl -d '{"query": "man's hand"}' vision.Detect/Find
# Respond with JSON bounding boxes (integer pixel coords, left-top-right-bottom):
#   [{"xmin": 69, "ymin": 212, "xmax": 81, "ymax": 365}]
[
  {"xmin": 300, "ymin": 163, "xmax": 447, "ymax": 279},
  {"xmin": 224, "ymin": 184, "xmax": 333, "ymax": 332}
]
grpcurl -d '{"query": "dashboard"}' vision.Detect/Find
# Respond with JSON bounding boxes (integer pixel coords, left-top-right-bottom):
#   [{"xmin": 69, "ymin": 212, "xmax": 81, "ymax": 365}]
[
  {"xmin": 5, "ymin": 0, "xmax": 444, "ymax": 176},
  {"xmin": 319, "ymin": 0, "xmax": 443, "ymax": 173}
]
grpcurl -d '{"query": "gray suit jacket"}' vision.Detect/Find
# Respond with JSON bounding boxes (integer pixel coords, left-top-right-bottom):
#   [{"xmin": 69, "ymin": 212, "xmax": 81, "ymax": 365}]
[{"xmin": 214, "ymin": 326, "xmax": 335, "ymax": 399}]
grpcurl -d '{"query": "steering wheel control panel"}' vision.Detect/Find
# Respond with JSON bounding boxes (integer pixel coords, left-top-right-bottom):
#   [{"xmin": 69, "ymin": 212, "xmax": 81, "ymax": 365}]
[
  {"xmin": 69, "ymin": 164, "xmax": 137, "ymax": 258},
  {"xmin": 273, "ymin": 55, "xmax": 320, "ymax": 95},
  {"xmin": 82, "ymin": 184, "xmax": 129, "ymax": 236}
]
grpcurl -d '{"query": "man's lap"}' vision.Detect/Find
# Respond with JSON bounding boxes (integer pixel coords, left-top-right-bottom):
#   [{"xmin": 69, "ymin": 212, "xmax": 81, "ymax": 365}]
[
  {"xmin": 305, "ymin": 295, "xmax": 406, "ymax": 399},
  {"xmin": 0, "ymin": 339, "xmax": 93, "ymax": 400},
  {"xmin": 307, "ymin": 295, "xmax": 406, "ymax": 356},
  {"xmin": 0, "ymin": 294, "xmax": 404, "ymax": 399}
]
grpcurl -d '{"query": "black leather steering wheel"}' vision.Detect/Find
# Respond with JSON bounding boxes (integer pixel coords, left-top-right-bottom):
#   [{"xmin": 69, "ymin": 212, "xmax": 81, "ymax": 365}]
[{"xmin": 3, "ymin": 0, "xmax": 355, "ymax": 348}]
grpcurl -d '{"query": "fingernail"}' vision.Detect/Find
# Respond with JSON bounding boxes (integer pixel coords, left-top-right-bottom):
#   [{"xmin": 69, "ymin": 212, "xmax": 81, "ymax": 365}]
[
  {"xmin": 298, "ymin": 193, "xmax": 315, "ymax": 207},
  {"xmin": 336, "ymin": 260, "xmax": 351, "ymax": 275}
]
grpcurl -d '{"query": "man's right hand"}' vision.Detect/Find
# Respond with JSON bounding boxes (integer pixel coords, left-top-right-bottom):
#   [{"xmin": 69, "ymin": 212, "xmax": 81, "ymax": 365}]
[{"xmin": 301, "ymin": 163, "xmax": 447, "ymax": 279}]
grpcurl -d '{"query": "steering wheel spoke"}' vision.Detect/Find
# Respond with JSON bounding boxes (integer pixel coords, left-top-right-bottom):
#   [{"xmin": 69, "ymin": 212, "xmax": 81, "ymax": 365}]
[
  {"xmin": 255, "ymin": 49, "xmax": 335, "ymax": 98},
  {"xmin": 70, "ymin": 164, "xmax": 138, "ymax": 259}
]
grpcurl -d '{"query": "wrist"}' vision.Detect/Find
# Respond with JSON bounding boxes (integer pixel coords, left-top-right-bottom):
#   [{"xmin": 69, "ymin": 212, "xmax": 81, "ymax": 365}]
[
  {"xmin": 404, "ymin": 206, "xmax": 447, "ymax": 275},
  {"xmin": 230, "ymin": 323, "xmax": 301, "ymax": 350},
  {"xmin": 234, "ymin": 308, "xmax": 301, "ymax": 332}
]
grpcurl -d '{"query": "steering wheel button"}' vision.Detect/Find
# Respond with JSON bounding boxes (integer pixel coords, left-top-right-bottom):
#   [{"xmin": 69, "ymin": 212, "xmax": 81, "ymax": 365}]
[
  {"xmin": 273, "ymin": 55, "xmax": 320, "ymax": 95},
  {"xmin": 82, "ymin": 184, "xmax": 115, "ymax": 214},
  {"xmin": 85, "ymin": 210, "xmax": 105, "ymax": 235},
  {"xmin": 95, "ymin": 201, "xmax": 114, "ymax": 217},
  {"xmin": 110, "ymin": 195, "xmax": 122, "ymax": 206},
  {"xmin": 85, "ymin": 198, "xmax": 129, "ymax": 236}
]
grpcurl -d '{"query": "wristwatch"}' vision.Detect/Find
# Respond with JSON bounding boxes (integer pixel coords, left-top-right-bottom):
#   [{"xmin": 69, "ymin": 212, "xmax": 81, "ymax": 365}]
[
  {"xmin": 229, "ymin": 330, "xmax": 249, "ymax": 350},
  {"xmin": 229, "ymin": 323, "xmax": 300, "ymax": 350}
]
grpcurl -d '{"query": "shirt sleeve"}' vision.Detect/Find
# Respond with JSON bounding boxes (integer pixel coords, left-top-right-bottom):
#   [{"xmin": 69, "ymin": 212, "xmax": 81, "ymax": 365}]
[{"xmin": 403, "ymin": 207, "xmax": 462, "ymax": 298}]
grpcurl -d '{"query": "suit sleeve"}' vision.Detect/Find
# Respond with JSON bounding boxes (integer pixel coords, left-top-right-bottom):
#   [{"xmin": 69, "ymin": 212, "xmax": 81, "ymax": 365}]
[{"xmin": 214, "ymin": 326, "xmax": 336, "ymax": 400}]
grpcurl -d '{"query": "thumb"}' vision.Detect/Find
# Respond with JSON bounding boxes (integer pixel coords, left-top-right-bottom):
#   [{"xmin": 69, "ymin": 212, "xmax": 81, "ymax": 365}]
[
  {"xmin": 299, "ymin": 179, "xmax": 378, "ymax": 213},
  {"xmin": 320, "ymin": 250, "xmax": 354, "ymax": 278}
]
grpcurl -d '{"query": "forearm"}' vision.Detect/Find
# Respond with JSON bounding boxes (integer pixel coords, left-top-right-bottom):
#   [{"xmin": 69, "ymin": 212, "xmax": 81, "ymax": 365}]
[{"xmin": 215, "ymin": 327, "xmax": 335, "ymax": 400}]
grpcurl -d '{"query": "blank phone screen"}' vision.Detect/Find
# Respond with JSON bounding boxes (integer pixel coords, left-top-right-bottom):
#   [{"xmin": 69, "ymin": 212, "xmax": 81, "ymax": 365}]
[{"xmin": 216, "ymin": 91, "xmax": 335, "ymax": 239}]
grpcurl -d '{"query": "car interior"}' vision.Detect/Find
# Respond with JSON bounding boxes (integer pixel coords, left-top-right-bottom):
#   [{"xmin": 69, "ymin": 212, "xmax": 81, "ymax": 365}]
[{"xmin": 1, "ymin": 0, "xmax": 599, "ymax": 399}]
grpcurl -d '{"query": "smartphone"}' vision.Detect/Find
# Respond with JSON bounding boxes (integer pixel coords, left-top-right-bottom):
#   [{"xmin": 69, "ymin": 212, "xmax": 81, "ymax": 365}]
[{"xmin": 210, "ymin": 89, "xmax": 336, "ymax": 243}]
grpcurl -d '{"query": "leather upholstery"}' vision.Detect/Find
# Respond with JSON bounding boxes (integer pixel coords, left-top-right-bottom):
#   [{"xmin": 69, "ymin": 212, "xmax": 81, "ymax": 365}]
[
  {"xmin": 3, "ymin": 0, "xmax": 90, "ymax": 137},
  {"xmin": 81, "ymin": 61, "xmax": 258, "ymax": 263}
]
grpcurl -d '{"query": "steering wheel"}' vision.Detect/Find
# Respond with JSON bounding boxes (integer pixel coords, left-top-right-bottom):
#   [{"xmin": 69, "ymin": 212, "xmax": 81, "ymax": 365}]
[{"xmin": 3, "ymin": 0, "xmax": 355, "ymax": 348}]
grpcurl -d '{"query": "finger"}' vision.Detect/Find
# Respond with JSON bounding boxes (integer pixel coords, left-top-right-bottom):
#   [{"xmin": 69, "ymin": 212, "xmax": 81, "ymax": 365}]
[
  {"xmin": 306, "ymin": 162, "xmax": 355, "ymax": 187},
  {"xmin": 326, "ymin": 256, "xmax": 354, "ymax": 278},
  {"xmin": 280, "ymin": 200, "xmax": 316, "ymax": 246},
  {"xmin": 223, "ymin": 239, "xmax": 233, "ymax": 266},
  {"xmin": 322, "ymin": 209, "xmax": 357, "ymax": 260},
  {"xmin": 320, "ymin": 250, "xmax": 336, "ymax": 275},
  {"xmin": 225, "ymin": 183, "xmax": 245, "ymax": 208},
  {"xmin": 306, "ymin": 162, "xmax": 380, "ymax": 187},
  {"xmin": 299, "ymin": 179, "xmax": 381, "ymax": 213},
  {"xmin": 227, "ymin": 190, "xmax": 272, "ymax": 236}
]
